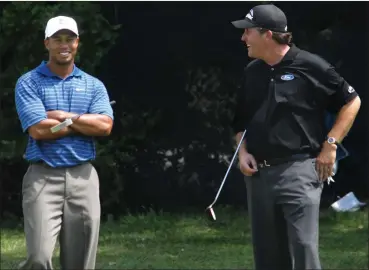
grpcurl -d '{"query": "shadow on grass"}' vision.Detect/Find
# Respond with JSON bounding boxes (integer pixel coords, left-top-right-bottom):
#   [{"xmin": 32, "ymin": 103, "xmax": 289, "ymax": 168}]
[
  {"xmin": 0, "ymin": 254, "xmax": 23, "ymax": 270},
  {"xmin": 99, "ymin": 208, "xmax": 252, "ymax": 247},
  {"xmin": 98, "ymin": 207, "xmax": 367, "ymax": 255},
  {"xmin": 1, "ymin": 253, "xmax": 63, "ymax": 270},
  {"xmin": 1, "ymin": 207, "xmax": 367, "ymax": 269},
  {"xmin": 100, "ymin": 232, "xmax": 251, "ymax": 247}
]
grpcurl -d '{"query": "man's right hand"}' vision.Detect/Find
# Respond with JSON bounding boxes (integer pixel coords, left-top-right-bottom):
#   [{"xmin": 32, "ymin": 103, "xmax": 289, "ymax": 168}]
[{"xmin": 239, "ymin": 152, "xmax": 258, "ymax": 176}]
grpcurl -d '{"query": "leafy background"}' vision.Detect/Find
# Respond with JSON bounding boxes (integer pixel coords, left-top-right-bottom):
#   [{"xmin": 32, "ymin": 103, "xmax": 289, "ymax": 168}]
[{"xmin": 1, "ymin": 1, "xmax": 368, "ymax": 220}]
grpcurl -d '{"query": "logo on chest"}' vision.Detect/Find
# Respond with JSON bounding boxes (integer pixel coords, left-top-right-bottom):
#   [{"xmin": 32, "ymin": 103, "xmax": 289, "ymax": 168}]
[{"xmin": 280, "ymin": 74, "xmax": 295, "ymax": 81}]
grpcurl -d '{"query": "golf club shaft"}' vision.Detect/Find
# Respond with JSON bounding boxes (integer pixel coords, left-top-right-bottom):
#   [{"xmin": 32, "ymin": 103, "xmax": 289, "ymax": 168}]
[{"xmin": 209, "ymin": 129, "xmax": 247, "ymax": 207}]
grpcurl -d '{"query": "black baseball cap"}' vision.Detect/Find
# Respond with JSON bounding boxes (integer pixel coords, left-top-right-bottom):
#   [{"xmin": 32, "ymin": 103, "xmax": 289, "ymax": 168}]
[{"xmin": 231, "ymin": 4, "xmax": 288, "ymax": 33}]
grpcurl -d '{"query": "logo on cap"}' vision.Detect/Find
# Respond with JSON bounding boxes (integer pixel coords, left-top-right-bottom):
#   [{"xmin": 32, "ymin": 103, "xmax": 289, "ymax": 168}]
[
  {"xmin": 348, "ymin": 85, "xmax": 355, "ymax": 93},
  {"xmin": 281, "ymin": 74, "xmax": 294, "ymax": 81},
  {"xmin": 246, "ymin": 9, "xmax": 254, "ymax": 20},
  {"xmin": 59, "ymin": 18, "xmax": 66, "ymax": 25}
]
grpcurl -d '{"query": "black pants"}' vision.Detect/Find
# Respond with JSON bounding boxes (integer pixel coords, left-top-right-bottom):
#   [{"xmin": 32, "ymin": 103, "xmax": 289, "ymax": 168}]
[{"xmin": 245, "ymin": 158, "xmax": 323, "ymax": 270}]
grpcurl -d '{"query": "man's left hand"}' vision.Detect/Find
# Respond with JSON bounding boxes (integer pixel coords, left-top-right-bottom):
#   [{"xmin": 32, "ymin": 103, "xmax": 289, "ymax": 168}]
[
  {"xmin": 47, "ymin": 110, "xmax": 75, "ymax": 122},
  {"xmin": 316, "ymin": 142, "xmax": 337, "ymax": 181}
]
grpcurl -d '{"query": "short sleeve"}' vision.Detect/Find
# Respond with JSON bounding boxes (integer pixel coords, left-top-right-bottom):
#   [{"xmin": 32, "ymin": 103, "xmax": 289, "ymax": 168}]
[
  {"xmin": 15, "ymin": 76, "xmax": 47, "ymax": 133},
  {"xmin": 232, "ymin": 62, "xmax": 264, "ymax": 134},
  {"xmin": 89, "ymin": 79, "xmax": 114, "ymax": 120},
  {"xmin": 232, "ymin": 73, "xmax": 248, "ymax": 134},
  {"xmin": 317, "ymin": 67, "xmax": 358, "ymax": 113}
]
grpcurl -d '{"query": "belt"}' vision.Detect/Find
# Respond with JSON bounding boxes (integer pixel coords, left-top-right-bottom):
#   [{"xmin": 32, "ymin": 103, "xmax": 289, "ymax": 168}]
[
  {"xmin": 29, "ymin": 160, "xmax": 47, "ymax": 166},
  {"xmin": 257, "ymin": 153, "xmax": 312, "ymax": 168},
  {"xmin": 29, "ymin": 160, "xmax": 90, "ymax": 168}
]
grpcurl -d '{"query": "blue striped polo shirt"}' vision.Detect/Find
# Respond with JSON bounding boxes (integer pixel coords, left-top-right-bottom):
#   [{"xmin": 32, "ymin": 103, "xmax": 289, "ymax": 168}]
[{"xmin": 15, "ymin": 61, "xmax": 114, "ymax": 168}]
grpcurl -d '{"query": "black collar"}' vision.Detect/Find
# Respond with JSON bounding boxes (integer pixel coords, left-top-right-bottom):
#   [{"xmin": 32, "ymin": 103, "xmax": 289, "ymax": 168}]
[
  {"xmin": 264, "ymin": 44, "xmax": 300, "ymax": 68},
  {"xmin": 280, "ymin": 44, "xmax": 301, "ymax": 63}
]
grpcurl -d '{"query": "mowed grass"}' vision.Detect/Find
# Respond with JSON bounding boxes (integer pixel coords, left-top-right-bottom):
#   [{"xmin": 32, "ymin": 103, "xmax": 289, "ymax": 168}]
[{"xmin": 1, "ymin": 206, "xmax": 367, "ymax": 269}]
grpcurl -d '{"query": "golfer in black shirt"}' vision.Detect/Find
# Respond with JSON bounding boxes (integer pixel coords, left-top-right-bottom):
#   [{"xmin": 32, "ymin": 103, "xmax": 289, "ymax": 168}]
[{"xmin": 231, "ymin": 4, "xmax": 361, "ymax": 270}]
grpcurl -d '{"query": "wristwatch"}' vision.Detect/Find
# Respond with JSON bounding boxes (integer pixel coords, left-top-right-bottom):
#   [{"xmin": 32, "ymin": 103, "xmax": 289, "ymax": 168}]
[{"xmin": 327, "ymin": 136, "xmax": 339, "ymax": 145}]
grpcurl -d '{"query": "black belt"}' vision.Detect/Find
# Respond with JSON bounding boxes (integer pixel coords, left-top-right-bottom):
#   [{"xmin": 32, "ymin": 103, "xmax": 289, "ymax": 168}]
[{"xmin": 257, "ymin": 153, "xmax": 312, "ymax": 168}]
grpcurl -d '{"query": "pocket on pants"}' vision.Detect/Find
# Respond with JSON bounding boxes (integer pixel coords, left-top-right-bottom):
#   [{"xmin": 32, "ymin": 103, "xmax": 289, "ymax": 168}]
[
  {"xmin": 90, "ymin": 164, "xmax": 100, "ymax": 191},
  {"xmin": 308, "ymin": 158, "xmax": 323, "ymax": 187},
  {"xmin": 22, "ymin": 165, "xmax": 48, "ymax": 203}
]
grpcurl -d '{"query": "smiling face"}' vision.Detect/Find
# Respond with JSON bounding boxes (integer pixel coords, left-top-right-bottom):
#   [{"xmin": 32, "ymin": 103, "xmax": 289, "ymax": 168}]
[
  {"xmin": 44, "ymin": 29, "xmax": 79, "ymax": 66},
  {"xmin": 241, "ymin": 28, "xmax": 269, "ymax": 59}
]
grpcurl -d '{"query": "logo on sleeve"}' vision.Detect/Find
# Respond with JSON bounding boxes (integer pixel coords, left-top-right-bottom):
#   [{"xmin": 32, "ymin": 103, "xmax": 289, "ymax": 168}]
[
  {"xmin": 348, "ymin": 86, "xmax": 355, "ymax": 93},
  {"xmin": 281, "ymin": 74, "xmax": 294, "ymax": 81}
]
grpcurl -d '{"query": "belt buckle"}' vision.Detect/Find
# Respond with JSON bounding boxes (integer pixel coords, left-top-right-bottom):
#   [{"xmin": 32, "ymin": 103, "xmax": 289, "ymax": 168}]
[{"xmin": 259, "ymin": 160, "xmax": 270, "ymax": 168}]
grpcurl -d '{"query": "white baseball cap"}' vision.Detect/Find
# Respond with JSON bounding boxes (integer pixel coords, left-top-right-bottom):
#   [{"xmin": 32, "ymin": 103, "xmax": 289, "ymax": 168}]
[{"xmin": 45, "ymin": 16, "xmax": 79, "ymax": 39}]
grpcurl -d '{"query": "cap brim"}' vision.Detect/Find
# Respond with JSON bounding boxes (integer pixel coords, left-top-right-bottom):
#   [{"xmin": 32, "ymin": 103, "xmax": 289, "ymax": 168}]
[
  {"xmin": 231, "ymin": 19, "xmax": 255, "ymax": 29},
  {"xmin": 46, "ymin": 28, "xmax": 78, "ymax": 39}
]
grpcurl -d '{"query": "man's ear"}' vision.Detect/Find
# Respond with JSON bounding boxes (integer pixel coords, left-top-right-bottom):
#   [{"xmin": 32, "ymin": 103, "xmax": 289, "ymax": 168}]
[
  {"xmin": 265, "ymin": 30, "xmax": 273, "ymax": 40},
  {"xmin": 44, "ymin": 39, "xmax": 49, "ymax": 50}
]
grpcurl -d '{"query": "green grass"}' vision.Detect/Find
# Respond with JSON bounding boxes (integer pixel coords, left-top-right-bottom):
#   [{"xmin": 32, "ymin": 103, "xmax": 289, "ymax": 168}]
[{"xmin": 1, "ymin": 206, "xmax": 367, "ymax": 269}]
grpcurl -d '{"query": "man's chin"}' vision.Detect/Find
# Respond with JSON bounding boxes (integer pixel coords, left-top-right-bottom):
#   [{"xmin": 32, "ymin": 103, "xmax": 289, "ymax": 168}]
[
  {"xmin": 55, "ymin": 58, "xmax": 73, "ymax": 66},
  {"xmin": 247, "ymin": 52, "xmax": 259, "ymax": 60}
]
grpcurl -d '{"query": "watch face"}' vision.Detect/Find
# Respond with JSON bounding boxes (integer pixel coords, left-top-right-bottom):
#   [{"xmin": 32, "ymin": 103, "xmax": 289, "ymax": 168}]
[{"xmin": 328, "ymin": 137, "xmax": 335, "ymax": 144}]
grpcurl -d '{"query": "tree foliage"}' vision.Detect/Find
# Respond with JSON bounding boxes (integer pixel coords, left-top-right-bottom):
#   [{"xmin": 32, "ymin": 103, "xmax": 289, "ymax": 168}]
[{"xmin": 1, "ymin": 2, "xmax": 366, "ymax": 219}]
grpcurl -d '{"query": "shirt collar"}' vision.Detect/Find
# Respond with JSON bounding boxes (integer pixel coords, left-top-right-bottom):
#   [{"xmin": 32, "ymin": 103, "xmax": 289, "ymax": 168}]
[
  {"xmin": 280, "ymin": 44, "xmax": 301, "ymax": 62},
  {"xmin": 36, "ymin": 61, "xmax": 82, "ymax": 78}
]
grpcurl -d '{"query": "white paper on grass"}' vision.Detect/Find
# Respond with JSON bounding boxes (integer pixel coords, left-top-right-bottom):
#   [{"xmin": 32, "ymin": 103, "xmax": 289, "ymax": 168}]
[{"xmin": 330, "ymin": 192, "xmax": 366, "ymax": 212}]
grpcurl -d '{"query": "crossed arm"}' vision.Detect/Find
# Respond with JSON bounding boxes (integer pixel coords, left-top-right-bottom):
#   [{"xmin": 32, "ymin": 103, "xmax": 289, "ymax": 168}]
[
  {"xmin": 15, "ymin": 77, "xmax": 114, "ymax": 141},
  {"xmin": 28, "ymin": 110, "xmax": 113, "ymax": 140}
]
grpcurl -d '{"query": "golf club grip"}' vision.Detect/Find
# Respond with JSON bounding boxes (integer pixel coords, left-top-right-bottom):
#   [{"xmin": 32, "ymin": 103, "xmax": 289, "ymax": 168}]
[{"xmin": 211, "ymin": 129, "xmax": 247, "ymax": 205}]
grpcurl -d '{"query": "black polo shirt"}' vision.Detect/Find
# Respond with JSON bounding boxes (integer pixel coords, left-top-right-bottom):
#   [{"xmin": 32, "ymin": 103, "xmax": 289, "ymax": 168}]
[{"xmin": 232, "ymin": 45, "xmax": 358, "ymax": 161}]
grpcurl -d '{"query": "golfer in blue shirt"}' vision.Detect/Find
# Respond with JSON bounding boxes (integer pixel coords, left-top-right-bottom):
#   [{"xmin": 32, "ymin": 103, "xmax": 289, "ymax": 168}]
[{"xmin": 15, "ymin": 16, "xmax": 114, "ymax": 270}]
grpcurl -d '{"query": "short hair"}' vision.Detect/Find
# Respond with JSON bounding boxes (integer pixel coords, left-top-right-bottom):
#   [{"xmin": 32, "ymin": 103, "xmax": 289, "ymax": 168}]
[{"xmin": 258, "ymin": 28, "xmax": 293, "ymax": 45}]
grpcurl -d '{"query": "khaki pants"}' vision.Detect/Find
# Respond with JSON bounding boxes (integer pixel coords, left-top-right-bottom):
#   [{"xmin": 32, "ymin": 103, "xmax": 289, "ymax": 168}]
[{"xmin": 19, "ymin": 162, "xmax": 100, "ymax": 270}]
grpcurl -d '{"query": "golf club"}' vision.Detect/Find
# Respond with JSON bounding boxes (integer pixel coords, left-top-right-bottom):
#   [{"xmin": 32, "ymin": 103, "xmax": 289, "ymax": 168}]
[
  {"xmin": 205, "ymin": 129, "xmax": 247, "ymax": 221},
  {"xmin": 50, "ymin": 100, "xmax": 116, "ymax": 133}
]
